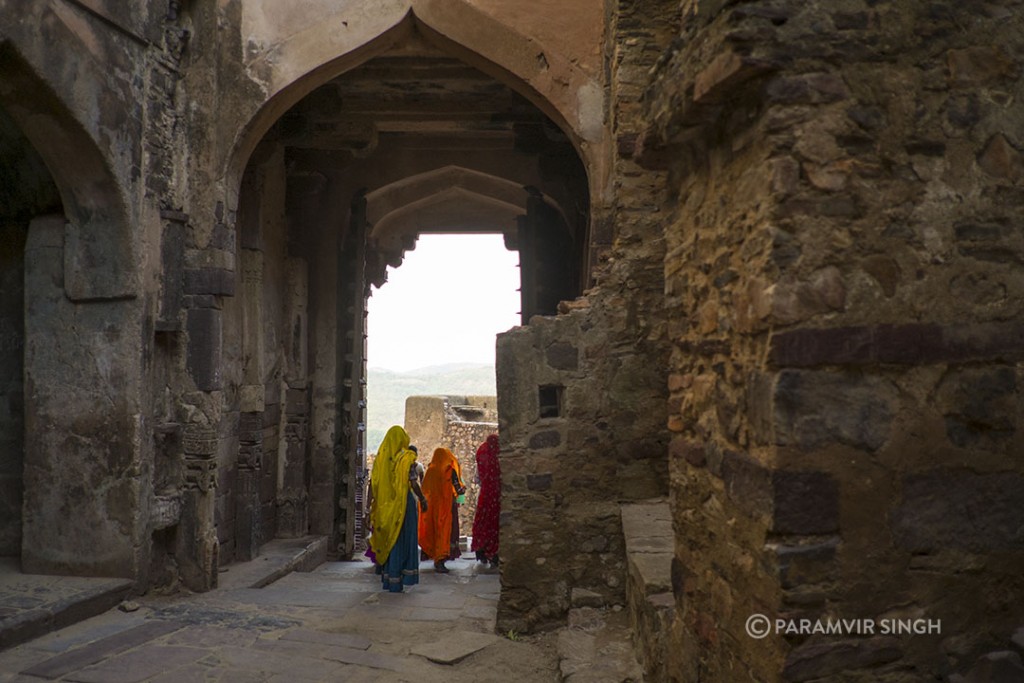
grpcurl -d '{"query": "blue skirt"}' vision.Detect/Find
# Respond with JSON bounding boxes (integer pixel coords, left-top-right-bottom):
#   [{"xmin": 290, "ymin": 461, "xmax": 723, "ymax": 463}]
[{"xmin": 380, "ymin": 492, "xmax": 420, "ymax": 592}]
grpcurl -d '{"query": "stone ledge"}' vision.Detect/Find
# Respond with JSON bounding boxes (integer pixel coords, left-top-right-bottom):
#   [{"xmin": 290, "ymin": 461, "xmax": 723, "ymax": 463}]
[
  {"xmin": 0, "ymin": 576, "xmax": 133, "ymax": 651},
  {"xmin": 622, "ymin": 500, "xmax": 675, "ymax": 682}
]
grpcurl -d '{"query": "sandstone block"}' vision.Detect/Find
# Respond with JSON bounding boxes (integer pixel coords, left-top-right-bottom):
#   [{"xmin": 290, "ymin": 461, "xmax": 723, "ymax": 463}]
[
  {"xmin": 892, "ymin": 470, "xmax": 1024, "ymax": 553},
  {"xmin": 948, "ymin": 47, "xmax": 1017, "ymax": 88},
  {"xmin": 693, "ymin": 51, "xmax": 773, "ymax": 105},
  {"xmin": 978, "ymin": 134, "xmax": 1023, "ymax": 183},
  {"xmin": 959, "ymin": 650, "xmax": 1024, "ymax": 683},
  {"xmin": 766, "ymin": 73, "xmax": 850, "ymax": 105},
  {"xmin": 783, "ymin": 637, "xmax": 902, "ymax": 682},
  {"xmin": 771, "ymin": 471, "xmax": 839, "ymax": 535},
  {"xmin": 772, "ymin": 539, "xmax": 839, "ymax": 589},
  {"xmin": 186, "ymin": 308, "xmax": 222, "ymax": 391},
  {"xmin": 528, "ymin": 430, "xmax": 561, "ymax": 449},
  {"xmin": 546, "ymin": 341, "xmax": 579, "ymax": 370},
  {"xmin": 772, "ymin": 369, "xmax": 896, "ymax": 451}
]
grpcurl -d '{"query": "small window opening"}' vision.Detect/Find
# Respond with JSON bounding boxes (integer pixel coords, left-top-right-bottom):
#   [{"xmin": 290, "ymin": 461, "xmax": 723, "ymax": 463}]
[{"xmin": 539, "ymin": 385, "xmax": 563, "ymax": 419}]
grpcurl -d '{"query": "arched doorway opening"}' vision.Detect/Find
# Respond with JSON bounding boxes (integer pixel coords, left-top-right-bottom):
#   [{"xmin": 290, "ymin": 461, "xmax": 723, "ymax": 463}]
[
  {"xmin": 364, "ymin": 233, "xmax": 518, "ymax": 548},
  {"xmin": 0, "ymin": 43, "xmax": 143, "ymax": 581},
  {"xmin": 225, "ymin": 18, "xmax": 590, "ymax": 565},
  {"xmin": 0, "ymin": 105, "xmax": 62, "ymax": 563}
]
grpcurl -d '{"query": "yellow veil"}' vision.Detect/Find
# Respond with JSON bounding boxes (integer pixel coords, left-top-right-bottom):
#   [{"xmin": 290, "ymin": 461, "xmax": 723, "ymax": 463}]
[{"xmin": 369, "ymin": 425, "xmax": 417, "ymax": 565}]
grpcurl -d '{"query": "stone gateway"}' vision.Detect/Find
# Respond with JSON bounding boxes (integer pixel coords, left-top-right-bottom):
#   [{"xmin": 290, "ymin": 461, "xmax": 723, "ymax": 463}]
[{"xmin": 1, "ymin": 1, "xmax": 1023, "ymax": 680}]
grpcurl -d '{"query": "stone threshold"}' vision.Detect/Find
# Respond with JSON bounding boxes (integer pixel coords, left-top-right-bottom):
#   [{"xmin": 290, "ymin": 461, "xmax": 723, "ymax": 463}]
[
  {"xmin": 214, "ymin": 535, "xmax": 329, "ymax": 591},
  {"xmin": 0, "ymin": 560, "xmax": 133, "ymax": 651},
  {"xmin": 0, "ymin": 536, "xmax": 329, "ymax": 652}
]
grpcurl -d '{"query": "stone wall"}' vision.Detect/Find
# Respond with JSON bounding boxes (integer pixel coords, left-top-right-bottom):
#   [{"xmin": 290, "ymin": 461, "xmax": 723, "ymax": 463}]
[
  {"xmin": 404, "ymin": 395, "xmax": 497, "ymax": 535},
  {"xmin": 634, "ymin": 1, "xmax": 1024, "ymax": 680},
  {"xmin": 492, "ymin": 0, "xmax": 676, "ymax": 634}
]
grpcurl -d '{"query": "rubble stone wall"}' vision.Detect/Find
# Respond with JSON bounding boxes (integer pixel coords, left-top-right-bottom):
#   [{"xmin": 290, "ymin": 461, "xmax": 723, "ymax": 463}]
[
  {"xmin": 493, "ymin": 0, "xmax": 677, "ymax": 634},
  {"xmin": 639, "ymin": 2, "xmax": 1024, "ymax": 680}
]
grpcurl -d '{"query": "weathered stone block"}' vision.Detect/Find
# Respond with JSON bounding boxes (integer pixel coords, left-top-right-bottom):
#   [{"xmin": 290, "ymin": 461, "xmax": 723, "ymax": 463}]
[
  {"xmin": 184, "ymin": 267, "xmax": 235, "ymax": 296},
  {"xmin": 765, "ymin": 73, "xmax": 850, "ymax": 105},
  {"xmin": 545, "ymin": 341, "xmax": 579, "ymax": 370},
  {"xmin": 526, "ymin": 473, "xmax": 553, "ymax": 491},
  {"xmin": 768, "ymin": 267, "xmax": 846, "ymax": 325},
  {"xmin": 940, "ymin": 366, "xmax": 1016, "ymax": 447},
  {"xmin": 186, "ymin": 308, "xmax": 222, "ymax": 391},
  {"xmin": 948, "ymin": 47, "xmax": 1017, "ymax": 87},
  {"xmin": 892, "ymin": 470, "xmax": 1024, "ymax": 553},
  {"xmin": 693, "ymin": 51, "xmax": 773, "ymax": 104},
  {"xmin": 978, "ymin": 134, "xmax": 1023, "ymax": 183},
  {"xmin": 862, "ymin": 255, "xmax": 901, "ymax": 297},
  {"xmin": 772, "ymin": 471, "xmax": 839, "ymax": 535},
  {"xmin": 783, "ymin": 638, "xmax": 902, "ymax": 682},
  {"xmin": 720, "ymin": 451, "xmax": 772, "ymax": 520},
  {"xmin": 773, "ymin": 370, "xmax": 896, "ymax": 451},
  {"xmin": 772, "ymin": 539, "xmax": 839, "ymax": 589},
  {"xmin": 529, "ymin": 429, "xmax": 561, "ymax": 449},
  {"xmin": 670, "ymin": 436, "xmax": 704, "ymax": 468}
]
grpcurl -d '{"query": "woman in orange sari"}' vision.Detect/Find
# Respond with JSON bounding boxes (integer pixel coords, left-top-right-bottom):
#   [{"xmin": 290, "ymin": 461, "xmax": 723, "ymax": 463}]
[{"xmin": 418, "ymin": 447, "xmax": 466, "ymax": 573}]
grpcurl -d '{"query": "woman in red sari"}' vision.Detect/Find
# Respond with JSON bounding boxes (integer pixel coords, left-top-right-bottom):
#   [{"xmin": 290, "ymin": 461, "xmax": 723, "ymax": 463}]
[{"xmin": 471, "ymin": 434, "xmax": 501, "ymax": 566}]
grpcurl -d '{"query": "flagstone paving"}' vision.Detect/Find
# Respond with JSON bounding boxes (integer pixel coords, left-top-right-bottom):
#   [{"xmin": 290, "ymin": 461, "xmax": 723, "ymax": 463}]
[{"xmin": 0, "ymin": 558, "xmax": 561, "ymax": 683}]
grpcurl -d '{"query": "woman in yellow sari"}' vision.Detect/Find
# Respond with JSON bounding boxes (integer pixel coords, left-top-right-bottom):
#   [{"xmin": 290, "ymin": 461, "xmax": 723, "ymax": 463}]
[
  {"xmin": 418, "ymin": 447, "xmax": 466, "ymax": 573},
  {"xmin": 368, "ymin": 425, "xmax": 427, "ymax": 592}
]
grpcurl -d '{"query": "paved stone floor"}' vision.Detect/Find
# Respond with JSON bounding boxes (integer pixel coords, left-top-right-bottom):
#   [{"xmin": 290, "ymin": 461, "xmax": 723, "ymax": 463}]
[{"xmin": 0, "ymin": 558, "xmax": 562, "ymax": 682}]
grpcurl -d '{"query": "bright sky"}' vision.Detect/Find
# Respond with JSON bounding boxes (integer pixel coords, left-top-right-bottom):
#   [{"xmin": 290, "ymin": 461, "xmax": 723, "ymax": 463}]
[{"xmin": 366, "ymin": 233, "xmax": 522, "ymax": 372}]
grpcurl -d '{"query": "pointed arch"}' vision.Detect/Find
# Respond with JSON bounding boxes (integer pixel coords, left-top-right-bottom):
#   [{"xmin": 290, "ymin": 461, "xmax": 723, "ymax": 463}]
[
  {"xmin": 371, "ymin": 186, "xmax": 521, "ymax": 252},
  {"xmin": 365, "ymin": 165, "xmax": 570, "ymax": 251},
  {"xmin": 0, "ymin": 43, "xmax": 135, "ymax": 300},
  {"xmin": 224, "ymin": 2, "xmax": 604, "ymax": 200}
]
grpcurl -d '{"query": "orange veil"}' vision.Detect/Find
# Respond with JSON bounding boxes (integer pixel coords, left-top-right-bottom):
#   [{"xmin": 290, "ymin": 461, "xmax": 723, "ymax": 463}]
[{"xmin": 417, "ymin": 447, "xmax": 464, "ymax": 560}]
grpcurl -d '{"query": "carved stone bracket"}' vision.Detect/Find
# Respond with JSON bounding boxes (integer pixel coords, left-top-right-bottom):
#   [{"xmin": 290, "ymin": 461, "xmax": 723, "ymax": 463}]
[{"xmin": 183, "ymin": 425, "xmax": 218, "ymax": 492}]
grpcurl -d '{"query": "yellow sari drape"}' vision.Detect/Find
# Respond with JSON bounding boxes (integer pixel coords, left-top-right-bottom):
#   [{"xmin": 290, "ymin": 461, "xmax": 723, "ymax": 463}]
[
  {"xmin": 418, "ymin": 447, "xmax": 464, "ymax": 561},
  {"xmin": 369, "ymin": 426, "xmax": 417, "ymax": 566}
]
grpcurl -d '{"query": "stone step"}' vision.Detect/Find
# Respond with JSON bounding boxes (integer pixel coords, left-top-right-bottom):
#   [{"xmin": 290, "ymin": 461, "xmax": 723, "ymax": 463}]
[
  {"xmin": 216, "ymin": 536, "xmax": 329, "ymax": 591},
  {"xmin": 621, "ymin": 499, "xmax": 675, "ymax": 681},
  {"xmin": 0, "ymin": 559, "xmax": 133, "ymax": 651},
  {"xmin": 557, "ymin": 606, "xmax": 644, "ymax": 682}
]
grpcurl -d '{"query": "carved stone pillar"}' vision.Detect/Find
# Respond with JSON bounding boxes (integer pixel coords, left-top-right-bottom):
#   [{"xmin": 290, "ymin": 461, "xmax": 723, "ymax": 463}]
[
  {"xmin": 277, "ymin": 257, "xmax": 310, "ymax": 537},
  {"xmin": 178, "ymin": 424, "xmax": 218, "ymax": 591},
  {"xmin": 235, "ymin": 249, "xmax": 265, "ymax": 558}
]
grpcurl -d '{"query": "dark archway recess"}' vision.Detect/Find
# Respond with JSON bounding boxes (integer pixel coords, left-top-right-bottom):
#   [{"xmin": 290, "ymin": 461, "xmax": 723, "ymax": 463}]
[
  {"xmin": 0, "ymin": 105, "xmax": 62, "ymax": 558},
  {"xmin": 231, "ymin": 24, "xmax": 590, "ymax": 561}
]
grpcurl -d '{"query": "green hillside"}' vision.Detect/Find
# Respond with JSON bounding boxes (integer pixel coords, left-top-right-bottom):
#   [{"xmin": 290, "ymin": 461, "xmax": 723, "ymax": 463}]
[{"xmin": 365, "ymin": 363, "xmax": 496, "ymax": 453}]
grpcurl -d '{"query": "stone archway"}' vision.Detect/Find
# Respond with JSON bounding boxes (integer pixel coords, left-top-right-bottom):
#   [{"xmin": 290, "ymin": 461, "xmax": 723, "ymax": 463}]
[
  {"xmin": 220, "ymin": 6, "xmax": 595, "ymax": 562},
  {"xmin": 224, "ymin": 3, "xmax": 605, "ymax": 200},
  {"xmin": 0, "ymin": 45, "xmax": 146, "ymax": 579}
]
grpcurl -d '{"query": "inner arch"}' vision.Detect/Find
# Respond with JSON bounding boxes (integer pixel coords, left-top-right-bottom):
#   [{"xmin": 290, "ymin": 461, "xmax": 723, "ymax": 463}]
[{"xmin": 227, "ymin": 18, "xmax": 590, "ymax": 564}]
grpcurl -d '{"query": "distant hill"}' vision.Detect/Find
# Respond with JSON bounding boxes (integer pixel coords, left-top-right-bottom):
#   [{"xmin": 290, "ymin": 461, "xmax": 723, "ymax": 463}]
[{"xmin": 365, "ymin": 363, "xmax": 496, "ymax": 453}]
